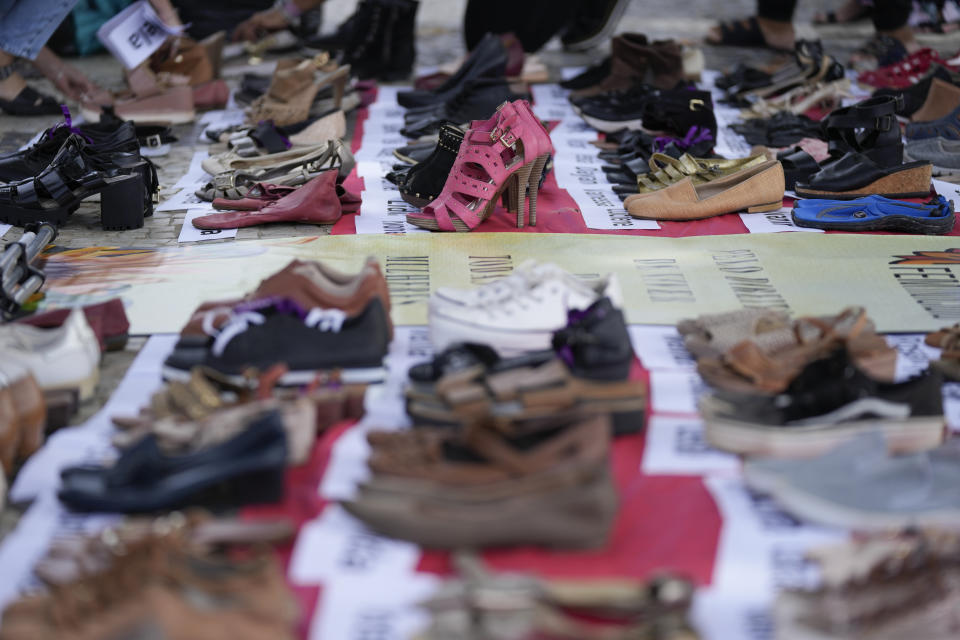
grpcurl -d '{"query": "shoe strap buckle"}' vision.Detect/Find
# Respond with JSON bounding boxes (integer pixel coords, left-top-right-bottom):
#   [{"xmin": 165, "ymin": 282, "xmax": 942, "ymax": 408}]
[
  {"xmin": 490, "ymin": 125, "xmax": 517, "ymax": 149},
  {"xmin": 689, "ymin": 99, "xmax": 705, "ymax": 112},
  {"xmin": 875, "ymin": 115, "xmax": 893, "ymax": 131},
  {"xmin": 144, "ymin": 134, "xmax": 163, "ymax": 148}
]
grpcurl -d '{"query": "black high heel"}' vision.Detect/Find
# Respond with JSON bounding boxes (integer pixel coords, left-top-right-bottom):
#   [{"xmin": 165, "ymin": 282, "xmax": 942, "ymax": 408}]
[
  {"xmin": 0, "ymin": 135, "xmax": 147, "ymax": 230},
  {"xmin": 398, "ymin": 123, "xmax": 463, "ymax": 207}
]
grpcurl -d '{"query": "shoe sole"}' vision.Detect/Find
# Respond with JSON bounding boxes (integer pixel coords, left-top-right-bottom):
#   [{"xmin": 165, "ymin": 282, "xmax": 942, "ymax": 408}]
[
  {"xmin": 700, "ymin": 396, "xmax": 945, "ymax": 458},
  {"xmin": 745, "ymin": 463, "xmax": 960, "ymax": 530},
  {"xmin": 80, "ymin": 106, "xmax": 196, "ymax": 126},
  {"xmin": 794, "ymin": 164, "xmax": 933, "ymax": 199},
  {"xmin": 579, "ymin": 113, "xmax": 644, "ymax": 134},
  {"xmin": 429, "ymin": 313, "xmax": 554, "ymax": 357},
  {"xmin": 792, "ymin": 211, "xmax": 955, "ymax": 234},
  {"xmin": 162, "ymin": 364, "xmax": 385, "ymax": 386},
  {"xmin": 343, "ymin": 470, "xmax": 617, "ymax": 549}
]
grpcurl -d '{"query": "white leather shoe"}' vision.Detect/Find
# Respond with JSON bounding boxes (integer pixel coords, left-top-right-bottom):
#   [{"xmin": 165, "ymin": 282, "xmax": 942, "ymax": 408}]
[
  {"xmin": 429, "ymin": 267, "xmax": 623, "ymax": 356},
  {"xmin": 0, "ymin": 309, "xmax": 101, "ymax": 401}
]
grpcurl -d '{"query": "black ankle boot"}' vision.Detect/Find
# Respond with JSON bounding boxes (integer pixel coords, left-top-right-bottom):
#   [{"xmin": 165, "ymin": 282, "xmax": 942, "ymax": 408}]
[
  {"xmin": 346, "ymin": 0, "xmax": 419, "ymax": 82},
  {"xmin": 0, "ymin": 135, "xmax": 147, "ymax": 230}
]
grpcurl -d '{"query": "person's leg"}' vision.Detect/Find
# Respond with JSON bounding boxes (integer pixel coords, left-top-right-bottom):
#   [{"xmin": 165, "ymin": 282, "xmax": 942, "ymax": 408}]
[
  {"xmin": 464, "ymin": 0, "xmax": 578, "ymax": 52},
  {"xmin": 814, "ymin": 0, "xmax": 872, "ymax": 24},
  {"xmin": 705, "ymin": 0, "xmax": 797, "ymax": 50},
  {"xmin": 0, "ymin": 50, "xmax": 26, "ymax": 100}
]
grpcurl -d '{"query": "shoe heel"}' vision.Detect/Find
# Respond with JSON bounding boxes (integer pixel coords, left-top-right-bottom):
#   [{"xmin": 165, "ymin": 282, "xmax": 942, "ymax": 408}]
[
  {"xmin": 131, "ymin": 160, "xmax": 157, "ymax": 218},
  {"xmin": 526, "ymin": 153, "xmax": 550, "ymax": 226},
  {"xmin": 511, "ymin": 161, "xmax": 536, "ymax": 228},
  {"xmin": 746, "ymin": 201, "xmax": 782, "ymax": 213},
  {"xmin": 100, "ymin": 174, "xmax": 146, "ymax": 230}
]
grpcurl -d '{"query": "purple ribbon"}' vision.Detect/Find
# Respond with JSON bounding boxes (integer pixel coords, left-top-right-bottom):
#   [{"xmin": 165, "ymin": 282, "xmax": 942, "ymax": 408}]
[
  {"xmin": 45, "ymin": 105, "xmax": 94, "ymax": 144},
  {"xmin": 258, "ymin": 119, "xmax": 292, "ymax": 150},
  {"xmin": 654, "ymin": 126, "xmax": 714, "ymax": 153},
  {"xmin": 233, "ymin": 295, "xmax": 309, "ymax": 320}
]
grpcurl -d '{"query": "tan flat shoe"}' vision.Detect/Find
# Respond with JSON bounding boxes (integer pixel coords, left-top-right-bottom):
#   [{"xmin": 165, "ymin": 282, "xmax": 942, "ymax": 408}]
[
  {"xmin": 627, "ymin": 160, "xmax": 785, "ymax": 221},
  {"xmin": 624, "ymin": 152, "xmax": 771, "ymax": 199}
]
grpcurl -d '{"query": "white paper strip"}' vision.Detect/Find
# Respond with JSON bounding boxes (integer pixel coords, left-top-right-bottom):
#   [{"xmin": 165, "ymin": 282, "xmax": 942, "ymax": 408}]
[
  {"xmin": 739, "ymin": 208, "xmax": 823, "ymax": 234},
  {"xmin": 642, "ymin": 415, "xmax": 739, "ymax": 476},
  {"xmin": 178, "ymin": 209, "xmax": 239, "ymax": 242}
]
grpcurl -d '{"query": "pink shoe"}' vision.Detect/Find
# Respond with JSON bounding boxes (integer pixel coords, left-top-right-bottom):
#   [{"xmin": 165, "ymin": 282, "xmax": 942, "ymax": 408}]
[
  {"xmin": 212, "ymin": 183, "xmax": 298, "ymax": 210},
  {"xmin": 192, "ymin": 171, "xmax": 343, "ymax": 229},
  {"xmin": 406, "ymin": 100, "xmax": 554, "ymax": 232}
]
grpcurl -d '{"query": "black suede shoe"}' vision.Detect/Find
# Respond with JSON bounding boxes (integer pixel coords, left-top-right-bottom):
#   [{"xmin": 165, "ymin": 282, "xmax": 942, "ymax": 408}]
[
  {"xmin": 345, "ymin": 0, "xmax": 419, "ymax": 82},
  {"xmin": 59, "ymin": 410, "xmax": 288, "ymax": 513},
  {"xmin": 560, "ymin": 57, "xmax": 611, "ymax": 90},
  {"xmin": 397, "ymin": 33, "xmax": 507, "ymax": 109},
  {"xmin": 399, "ymin": 123, "xmax": 463, "ymax": 206},
  {"xmin": 640, "ymin": 88, "xmax": 716, "ymax": 139},
  {"xmin": 162, "ymin": 297, "xmax": 391, "ymax": 386}
]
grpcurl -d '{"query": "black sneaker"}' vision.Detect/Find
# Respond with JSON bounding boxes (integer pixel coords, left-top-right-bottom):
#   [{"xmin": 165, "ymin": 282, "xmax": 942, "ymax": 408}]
[{"xmin": 162, "ymin": 297, "xmax": 391, "ymax": 386}]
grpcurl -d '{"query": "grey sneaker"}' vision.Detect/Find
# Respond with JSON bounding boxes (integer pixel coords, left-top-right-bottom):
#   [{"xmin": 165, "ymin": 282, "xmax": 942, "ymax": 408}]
[
  {"xmin": 904, "ymin": 137, "xmax": 960, "ymax": 177},
  {"xmin": 744, "ymin": 432, "xmax": 960, "ymax": 530}
]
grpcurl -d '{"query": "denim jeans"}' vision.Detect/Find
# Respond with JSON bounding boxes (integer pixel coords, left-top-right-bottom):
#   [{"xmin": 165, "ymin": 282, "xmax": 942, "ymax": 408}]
[{"xmin": 0, "ymin": 0, "xmax": 78, "ymax": 59}]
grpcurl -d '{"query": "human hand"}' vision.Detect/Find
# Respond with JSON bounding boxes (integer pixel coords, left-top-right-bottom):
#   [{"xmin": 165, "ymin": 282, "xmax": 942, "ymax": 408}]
[
  {"xmin": 49, "ymin": 63, "xmax": 106, "ymax": 102},
  {"xmin": 233, "ymin": 8, "xmax": 290, "ymax": 42}
]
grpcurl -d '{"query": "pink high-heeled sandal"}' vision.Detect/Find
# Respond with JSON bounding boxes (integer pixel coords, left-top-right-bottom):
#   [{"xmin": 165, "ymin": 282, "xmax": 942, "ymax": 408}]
[{"xmin": 406, "ymin": 100, "xmax": 554, "ymax": 232}]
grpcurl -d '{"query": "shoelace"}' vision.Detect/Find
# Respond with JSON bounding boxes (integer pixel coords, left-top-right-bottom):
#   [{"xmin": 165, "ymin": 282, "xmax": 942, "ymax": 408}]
[{"xmin": 206, "ymin": 307, "xmax": 348, "ymax": 357}]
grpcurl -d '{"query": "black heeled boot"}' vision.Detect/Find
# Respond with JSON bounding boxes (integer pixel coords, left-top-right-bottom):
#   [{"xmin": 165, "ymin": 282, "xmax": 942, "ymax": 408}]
[
  {"xmin": 346, "ymin": 0, "xmax": 419, "ymax": 82},
  {"xmin": 0, "ymin": 135, "xmax": 147, "ymax": 230}
]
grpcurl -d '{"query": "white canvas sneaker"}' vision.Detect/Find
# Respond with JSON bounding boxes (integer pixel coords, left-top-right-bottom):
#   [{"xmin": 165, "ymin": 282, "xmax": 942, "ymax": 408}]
[
  {"xmin": 0, "ymin": 309, "xmax": 101, "ymax": 401},
  {"xmin": 429, "ymin": 268, "xmax": 623, "ymax": 356},
  {"xmin": 430, "ymin": 260, "xmax": 567, "ymax": 310}
]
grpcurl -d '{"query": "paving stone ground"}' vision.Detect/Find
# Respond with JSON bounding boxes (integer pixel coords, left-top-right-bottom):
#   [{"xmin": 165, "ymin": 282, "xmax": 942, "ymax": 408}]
[{"xmin": 3, "ymin": 0, "xmax": 960, "ymax": 531}]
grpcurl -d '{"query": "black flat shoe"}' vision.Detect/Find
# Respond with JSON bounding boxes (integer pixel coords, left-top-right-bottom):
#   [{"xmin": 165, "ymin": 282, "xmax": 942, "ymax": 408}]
[
  {"xmin": 399, "ymin": 123, "xmax": 463, "ymax": 207},
  {"xmin": 0, "ymin": 86, "xmax": 61, "ymax": 116},
  {"xmin": 58, "ymin": 410, "xmax": 288, "ymax": 513},
  {"xmin": 0, "ymin": 134, "xmax": 147, "ymax": 229}
]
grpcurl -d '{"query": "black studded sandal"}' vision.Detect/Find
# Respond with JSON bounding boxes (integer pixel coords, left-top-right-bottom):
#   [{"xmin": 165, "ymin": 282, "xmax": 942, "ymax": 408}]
[
  {"xmin": 398, "ymin": 123, "xmax": 464, "ymax": 207},
  {"xmin": 0, "ymin": 135, "xmax": 147, "ymax": 229}
]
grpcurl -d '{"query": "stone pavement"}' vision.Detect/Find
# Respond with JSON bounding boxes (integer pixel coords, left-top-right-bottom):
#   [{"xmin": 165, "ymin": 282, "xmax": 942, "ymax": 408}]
[{"xmin": 2, "ymin": 0, "xmax": 960, "ymax": 531}]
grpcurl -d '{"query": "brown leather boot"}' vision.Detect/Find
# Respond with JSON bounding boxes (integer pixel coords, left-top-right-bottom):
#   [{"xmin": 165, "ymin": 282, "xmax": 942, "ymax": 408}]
[{"xmin": 571, "ymin": 34, "xmax": 684, "ymax": 99}]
